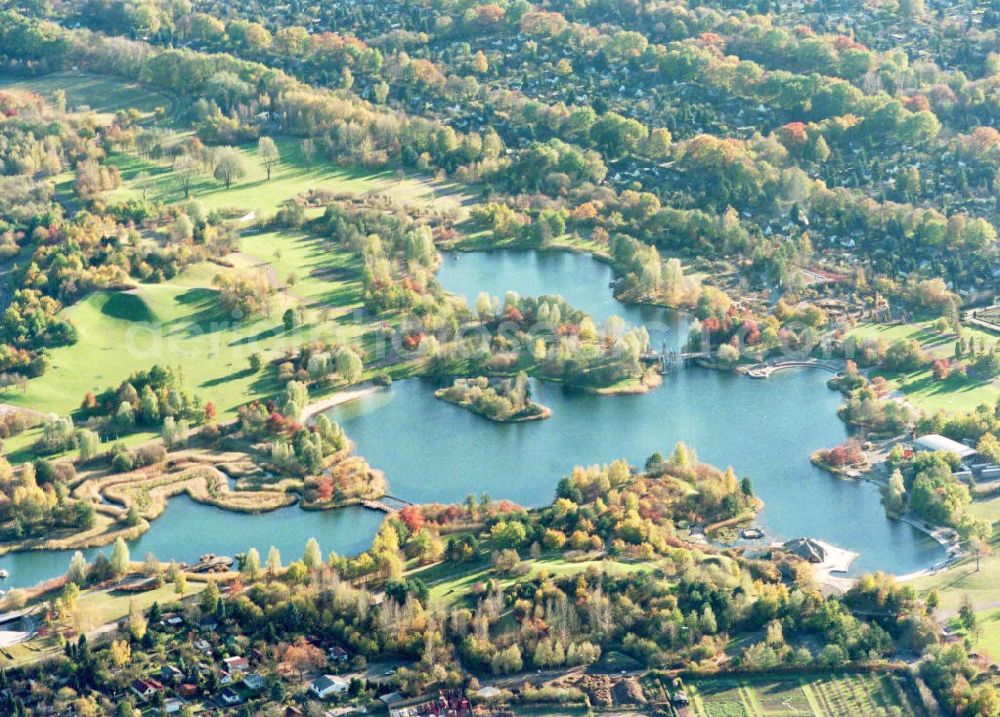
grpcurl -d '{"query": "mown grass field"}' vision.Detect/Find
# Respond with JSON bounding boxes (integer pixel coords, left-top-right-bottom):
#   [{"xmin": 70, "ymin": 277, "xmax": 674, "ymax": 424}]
[
  {"xmin": 0, "ymin": 233, "xmax": 370, "ymax": 423},
  {"xmin": 847, "ymin": 320, "xmax": 1000, "ymax": 413},
  {"xmin": 108, "ymin": 136, "xmax": 473, "ymax": 218},
  {"xmin": 911, "ymin": 494, "xmax": 1000, "ymax": 622},
  {"xmin": 0, "ymin": 71, "xmax": 173, "ymax": 121},
  {"xmin": 409, "ymin": 552, "xmax": 654, "ymax": 606},
  {"xmin": 686, "ymin": 672, "xmax": 926, "ymax": 717},
  {"xmin": 944, "ymin": 606, "xmax": 1000, "ymax": 663},
  {"xmin": 972, "ymin": 608, "xmax": 1000, "ymax": 662}
]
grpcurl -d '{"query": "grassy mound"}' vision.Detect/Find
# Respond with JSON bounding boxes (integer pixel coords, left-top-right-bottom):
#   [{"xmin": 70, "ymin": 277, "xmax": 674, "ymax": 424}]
[{"xmin": 99, "ymin": 291, "xmax": 158, "ymax": 323}]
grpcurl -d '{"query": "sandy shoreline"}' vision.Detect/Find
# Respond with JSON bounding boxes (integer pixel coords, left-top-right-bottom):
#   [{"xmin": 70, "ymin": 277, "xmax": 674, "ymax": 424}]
[{"xmin": 303, "ymin": 383, "xmax": 384, "ymax": 421}]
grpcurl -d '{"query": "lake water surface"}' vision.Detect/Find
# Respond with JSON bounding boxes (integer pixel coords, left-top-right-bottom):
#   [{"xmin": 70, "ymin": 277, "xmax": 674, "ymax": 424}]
[
  {"xmin": 0, "ymin": 498, "xmax": 383, "ymax": 590},
  {"xmin": 1, "ymin": 250, "xmax": 944, "ymax": 589},
  {"xmin": 437, "ymin": 250, "xmax": 689, "ymax": 349},
  {"xmin": 328, "ymin": 251, "xmax": 945, "ymax": 575}
]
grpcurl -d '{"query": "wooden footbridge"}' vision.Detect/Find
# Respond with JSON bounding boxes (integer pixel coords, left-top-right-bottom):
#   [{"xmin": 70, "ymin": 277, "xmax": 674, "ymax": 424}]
[
  {"xmin": 641, "ymin": 350, "xmax": 710, "ymax": 370},
  {"xmin": 361, "ymin": 494, "xmax": 414, "ymax": 513}
]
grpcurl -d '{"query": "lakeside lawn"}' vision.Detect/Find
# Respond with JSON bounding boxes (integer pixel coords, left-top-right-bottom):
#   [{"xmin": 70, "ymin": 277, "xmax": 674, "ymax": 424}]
[
  {"xmin": 846, "ymin": 320, "xmax": 1000, "ymax": 413},
  {"xmin": 912, "ymin": 496, "xmax": 1000, "ymax": 615},
  {"xmin": 75, "ymin": 580, "xmax": 204, "ymax": 631},
  {"xmin": 886, "ymin": 369, "xmax": 1000, "ymax": 413},
  {"xmin": 0, "ymin": 75, "xmax": 482, "ymax": 455}
]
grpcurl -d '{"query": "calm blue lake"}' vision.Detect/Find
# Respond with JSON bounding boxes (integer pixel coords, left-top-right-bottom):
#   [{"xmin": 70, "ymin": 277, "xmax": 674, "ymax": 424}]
[{"xmin": 327, "ymin": 251, "xmax": 945, "ymax": 575}]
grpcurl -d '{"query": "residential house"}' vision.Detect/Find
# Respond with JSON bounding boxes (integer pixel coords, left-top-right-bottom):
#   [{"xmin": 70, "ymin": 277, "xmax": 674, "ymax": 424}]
[
  {"xmin": 193, "ymin": 639, "xmax": 211, "ymax": 653},
  {"xmin": 243, "ymin": 672, "xmax": 266, "ymax": 692},
  {"xmin": 310, "ymin": 674, "xmax": 349, "ymax": 699},
  {"xmin": 130, "ymin": 678, "xmax": 165, "ymax": 703},
  {"xmin": 160, "ymin": 612, "xmax": 185, "ymax": 628},
  {"xmin": 160, "ymin": 664, "xmax": 183, "ymax": 684},
  {"xmin": 219, "ymin": 687, "xmax": 242, "ymax": 707},
  {"xmin": 223, "ymin": 655, "xmax": 250, "ymax": 674}
]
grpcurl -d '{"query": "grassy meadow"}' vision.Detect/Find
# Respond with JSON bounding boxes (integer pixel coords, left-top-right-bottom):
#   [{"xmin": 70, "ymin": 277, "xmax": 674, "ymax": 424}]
[
  {"xmin": 0, "ymin": 234, "xmax": 368, "ymax": 420},
  {"xmin": 2, "ymin": 582, "xmax": 203, "ymax": 667},
  {"xmin": 408, "ymin": 552, "xmax": 654, "ymax": 607},
  {"xmin": 0, "ymin": 74, "xmax": 477, "ymax": 429},
  {"xmin": 911, "ymin": 495, "xmax": 1000, "ymax": 616},
  {"xmin": 107, "ymin": 136, "xmax": 473, "ymax": 219},
  {"xmin": 0, "ymin": 71, "xmax": 173, "ymax": 121},
  {"xmin": 847, "ymin": 320, "xmax": 1000, "ymax": 413}
]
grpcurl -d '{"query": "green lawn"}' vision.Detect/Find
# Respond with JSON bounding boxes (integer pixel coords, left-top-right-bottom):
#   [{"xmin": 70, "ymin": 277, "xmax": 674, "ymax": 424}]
[
  {"xmin": 847, "ymin": 320, "xmax": 1000, "ymax": 413},
  {"xmin": 914, "ymin": 557, "xmax": 1000, "ymax": 614},
  {"xmin": 2, "ymin": 582, "xmax": 203, "ymax": 667},
  {"xmin": 414, "ymin": 553, "xmax": 654, "ymax": 606},
  {"xmin": 888, "ymin": 370, "xmax": 999, "ymax": 413},
  {"xmin": 0, "ymin": 73, "xmax": 481, "ymax": 428},
  {"xmin": 109, "ymin": 136, "xmax": 472, "ymax": 218},
  {"xmin": 0, "ymin": 71, "xmax": 173, "ymax": 120},
  {"xmin": 75, "ymin": 581, "xmax": 202, "ymax": 631},
  {"xmin": 237, "ymin": 229, "xmax": 364, "ymax": 307},
  {"xmin": 0, "ymin": 234, "xmax": 368, "ymax": 420},
  {"xmin": 910, "ymin": 495, "xmax": 1000, "ymax": 613},
  {"xmin": 971, "ymin": 609, "xmax": 1000, "ymax": 662},
  {"xmin": 947, "ymin": 607, "xmax": 1000, "ymax": 663},
  {"xmin": 849, "ymin": 320, "xmax": 946, "ymax": 348}
]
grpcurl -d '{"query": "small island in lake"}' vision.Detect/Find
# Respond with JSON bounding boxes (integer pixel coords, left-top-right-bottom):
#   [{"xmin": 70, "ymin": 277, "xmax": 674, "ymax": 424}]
[{"xmin": 435, "ymin": 374, "xmax": 551, "ymax": 422}]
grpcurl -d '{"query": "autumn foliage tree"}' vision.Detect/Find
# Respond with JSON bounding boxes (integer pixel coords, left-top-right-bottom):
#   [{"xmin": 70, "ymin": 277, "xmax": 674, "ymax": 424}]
[
  {"xmin": 399, "ymin": 505, "xmax": 425, "ymax": 532},
  {"xmin": 282, "ymin": 637, "xmax": 325, "ymax": 678}
]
